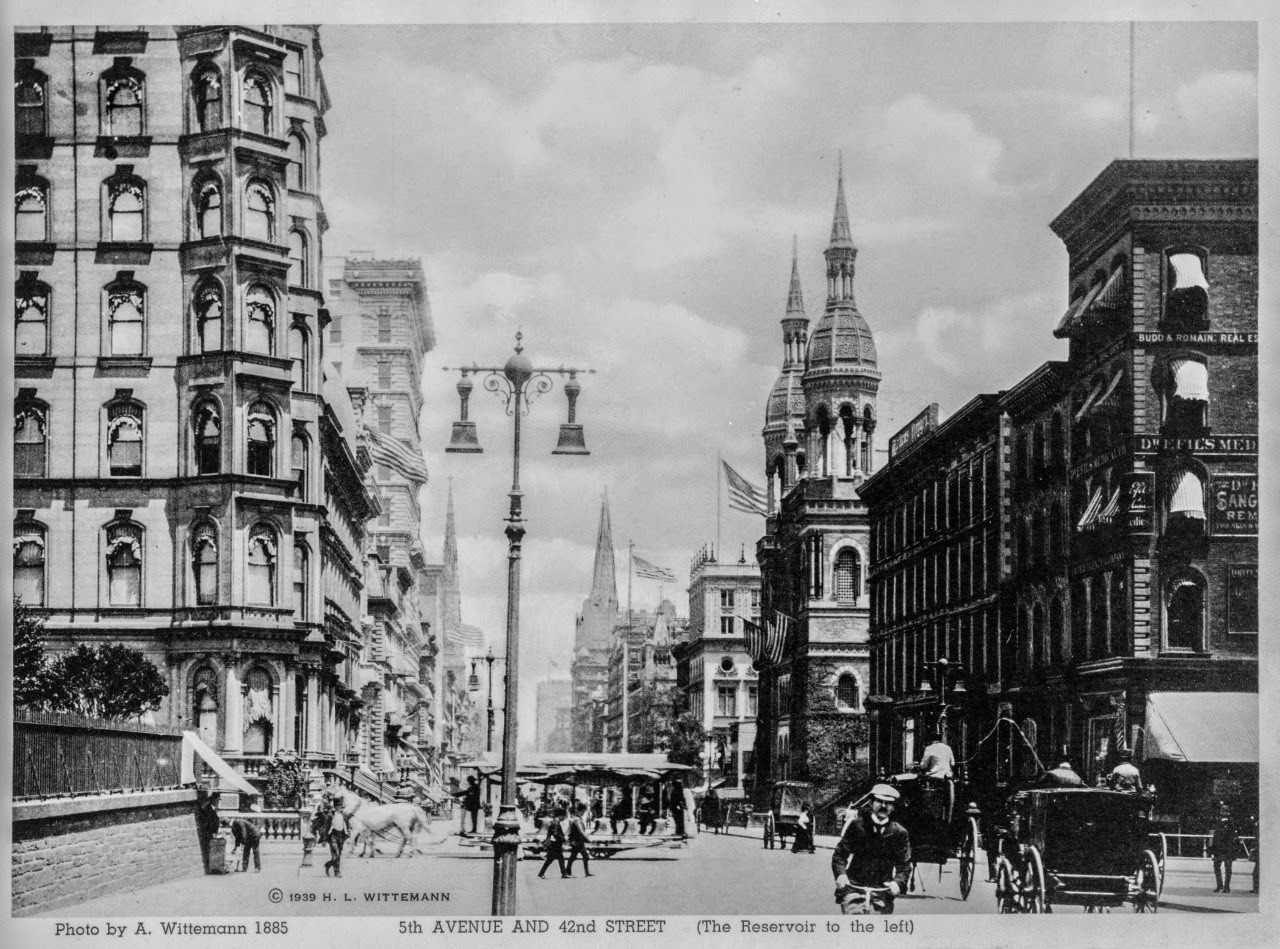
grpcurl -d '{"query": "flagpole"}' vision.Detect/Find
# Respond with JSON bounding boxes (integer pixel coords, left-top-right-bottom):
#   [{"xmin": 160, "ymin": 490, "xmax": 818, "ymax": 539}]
[
  {"xmin": 1129, "ymin": 21, "xmax": 1135, "ymax": 159},
  {"xmin": 623, "ymin": 540, "xmax": 633, "ymax": 753},
  {"xmin": 716, "ymin": 451, "xmax": 722, "ymax": 563}
]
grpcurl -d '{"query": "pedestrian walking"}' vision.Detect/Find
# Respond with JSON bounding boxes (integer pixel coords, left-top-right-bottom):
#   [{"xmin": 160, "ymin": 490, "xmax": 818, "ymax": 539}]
[
  {"xmin": 537, "ymin": 807, "xmax": 570, "ymax": 879},
  {"xmin": 703, "ymin": 789, "xmax": 722, "ymax": 835},
  {"xmin": 1210, "ymin": 806, "xmax": 1237, "ymax": 893},
  {"xmin": 456, "ymin": 775, "xmax": 482, "ymax": 836},
  {"xmin": 669, "ymin": 780, "xmax": 687, "ymax": 838},
  {"xmin": 792, "ymin": 804, "xmax": 816, "ymax": 853},
  {"xmin": 325, "ymin": 802, "xmax": 349, "ymax": 877},
  {"xmin": 564, "ymin": 802, "xmax": 594, "ymax": 877},
  {"xmin": 225, "ymin": 816, "xmax": 262, "ymax": 872}
]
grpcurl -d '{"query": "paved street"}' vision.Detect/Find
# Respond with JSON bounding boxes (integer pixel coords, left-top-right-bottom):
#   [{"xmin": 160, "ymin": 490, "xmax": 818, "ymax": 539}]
[{"xmin": 51, "ymin": 821, "xmax": 1256, "ymax": 918}]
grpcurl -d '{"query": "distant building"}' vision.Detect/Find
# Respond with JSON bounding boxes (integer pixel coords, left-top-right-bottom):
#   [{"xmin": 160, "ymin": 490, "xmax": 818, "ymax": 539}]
[
  {"xmin": 672, "ymin": 546, "xmax": 761, "ymax": 796},
  {"xmin": 861, "ymin": 159, "xmax": 1258, "ymax": 827},
  {"xmin": 536, "ymin": 679, "xmax": 573, "ymax": 752},
  {"xmin": 571, "ymin": 496, "xmax": 618, "ymax": 751},
  {"xmin": 323, "ymin": 255, "xmax": 438, "ymax": 794}
]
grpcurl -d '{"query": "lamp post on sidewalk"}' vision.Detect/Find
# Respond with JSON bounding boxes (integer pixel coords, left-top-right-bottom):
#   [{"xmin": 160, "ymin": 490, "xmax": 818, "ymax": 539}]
[
  {"xmin": 468, "ymin": 647, "xmax": 504, "ymax": 809},
  {"xmin": 444, "ymin": 332, "xmax": 592, "ymax": 916}
]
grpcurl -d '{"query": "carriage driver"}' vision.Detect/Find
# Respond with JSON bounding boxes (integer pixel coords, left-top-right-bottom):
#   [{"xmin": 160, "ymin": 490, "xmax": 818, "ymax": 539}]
[{"xmin": 832, "ymin": 784, "xmax": 913, "ymax": 914}]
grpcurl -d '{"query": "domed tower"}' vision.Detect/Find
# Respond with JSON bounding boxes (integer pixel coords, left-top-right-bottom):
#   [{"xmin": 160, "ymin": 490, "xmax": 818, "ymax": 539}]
[
  {"xmin": 802, "ymin": 156, "xmax": 881, "ymax": 479},
  {"xmin": 763, "ymin": 237, "xmax": 811, "ymax": 510}
]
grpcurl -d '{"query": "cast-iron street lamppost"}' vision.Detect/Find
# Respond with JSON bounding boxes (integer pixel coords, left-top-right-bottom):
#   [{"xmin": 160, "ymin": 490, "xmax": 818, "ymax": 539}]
[
  {"xmin": 468, "ymin": 647, "xmax": 504, "ymax": 808},
  {"xmin": 919, "ymin": 656, "xmax": 967, "ymax": 735},
  {"xmin": 444, "ymin": 332, "xmax": 591, "ymax": 916}
]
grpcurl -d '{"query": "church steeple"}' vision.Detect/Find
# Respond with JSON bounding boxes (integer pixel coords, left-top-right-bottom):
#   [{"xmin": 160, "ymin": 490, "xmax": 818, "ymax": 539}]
[
  {"xmin": 781, "ymin": 235, "xmax": 809, "ymax": 369},
  {"xmin": 825, "ymin": 151, "xmax": 858, "ymax": 303},
  {"xmin": 829, "ymin": 151, "xmax": 855, "ymax": 248},
  {"xmin": 577, "ymin": 491, "xmax": 619, "ymax": 649},
  {"xmin": 441, "ymin": 479, "xmax": 462, "ymax": 643}
]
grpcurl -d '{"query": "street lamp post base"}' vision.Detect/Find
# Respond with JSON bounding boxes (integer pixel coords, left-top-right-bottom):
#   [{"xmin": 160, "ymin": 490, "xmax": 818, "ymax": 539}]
[{"xmin": 490, "ymin": 803, "xmax": 522, "ymax": 915}]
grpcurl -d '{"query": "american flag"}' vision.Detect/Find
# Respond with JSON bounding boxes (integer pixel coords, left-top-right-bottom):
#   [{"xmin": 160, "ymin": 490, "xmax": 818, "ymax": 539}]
[
  {"xmin": 365, "ymin": 426, "xmax": 430, "ymax": 484},
  {"xmin": 448, "ymin": 623, "xmax": 484, "ymax": 648},
  {"xmin": 633, "ymin": 554, "xmax": 676, "ymax": 584},
  {"xmin": 722, "ymin": 459, "xmax": 768, "ymax": 516},
  {"xmin": 743, "ymin": 616, "xmax": 767, "ymax": 665},
  {"xmin": 743, "ymin": 612, "xmax": 793, "ymax": 667}
]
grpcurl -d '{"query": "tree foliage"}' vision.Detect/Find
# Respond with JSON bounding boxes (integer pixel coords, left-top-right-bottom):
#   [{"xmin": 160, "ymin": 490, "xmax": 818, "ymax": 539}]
[
  {"xmin": 13, "ymin": 598, "xmax": 49, "ymax": 706},
  {"xmin": 804, "ymin": 715, "xmax": 871, "ymax": 790},
  {"xmin": 41, "ymin": 643, "xmax": 170, "ymax": 720},
  {"xmin": 263, "ymin": 751, "xmax": 309, "ymax": 811},
  {"xmin": 666, "ymin": 712, "xmax": 710, "ymax": 768}
]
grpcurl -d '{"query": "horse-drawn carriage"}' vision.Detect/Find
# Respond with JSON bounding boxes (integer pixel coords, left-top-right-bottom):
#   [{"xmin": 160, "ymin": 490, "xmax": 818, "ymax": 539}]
[
  {"xmin": 991, "ymin": 788, "xmax": 1163, "ymax": 913},
  {"xmin": 765, "ymin": 780, "xmax": 815, "ymax": 849}
]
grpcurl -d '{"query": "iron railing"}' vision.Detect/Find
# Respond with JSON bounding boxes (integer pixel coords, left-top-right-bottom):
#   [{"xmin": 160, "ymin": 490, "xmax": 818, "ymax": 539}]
[{"xmin": 13, "ymin": 708, "xmax": 183, "ymax": 800}]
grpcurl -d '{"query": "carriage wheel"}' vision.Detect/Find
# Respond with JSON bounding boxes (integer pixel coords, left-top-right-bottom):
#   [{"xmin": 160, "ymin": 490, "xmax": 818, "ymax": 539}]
[
  {"xmin": 958, "ymin": 817, "xmax": 978, "ymax": 900},
  {"xmin": 1024, "ymin": 846, "xmax": 1046, "ymax": 914},
  {"xmin": 995, "ymin": 858, "xmax": 1019, "ymax": 914},
  {"xmin": 1155, "ymin": 833, "xmax": 1168, "ymax": 896},
  {"xmin": 1134, "ymin": 850, "xmax": 1161, "ymax": 913}
]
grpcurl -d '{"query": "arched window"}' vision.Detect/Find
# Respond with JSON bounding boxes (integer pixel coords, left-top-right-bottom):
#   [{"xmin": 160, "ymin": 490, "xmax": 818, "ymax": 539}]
[
  {"xmin": 293, "ymin": 543, "xmax": 309, "ymax": 622},
  {"xmin": 1070, "ymin": 579, "xmax": 1088, "ymax": 660},
  {"xmin": 106, "ymin": 521, "xmax": 143, "ymax": 606},
  {"xmin": 288, "ymin": 325, "xmax": 308, "ymax": 389},
  {"xmin": 242, "ymin": 666, "xmax": 274, "ymax": 754},
  {"xmin": 106, "ymin": 278, "xmax": 145, "ymax": 355},
  {"xmin": 14, "ymin": 524, "xmax": 46, "ymax": 606},
  {"xmin": 244, "ymin": 181, "xmax": 274, "ymax": 243},
  {"xmin": 1163, "ymin": 248, "xmax": 1209, "ymax": 330},
  {"xmin": 191, "ymin": 523, "xmax": 218, "ymax": 605},
  {"xmin": 15, "ymin": 400, "xmax": 48, "ymax": 478},
  {"xmin": 1110, "ymin": 572, "xmax": 1128, "ymax": 655},
  {"xmin": 246, "ymin": 401, "xmax": 275, "ymax": 477},
  {"xmin": 194, "ymin": 281, "xmax": 223, "ymax": 353},
  {"xmin": 16, "ymin": 70, "xmax": 47, "ymax": 136},
  {"xmin": 195, "ymin": 179, "xmax": 222, "ymax": 238},
  {"xmin": 244, "ymin": 284, "xmax": 275, "ymax": 355},
  {"xmin": 107, "ymin": 399, "xmax": 143, "ymax": 476},
  {"xmin": 191, "ymin": 666, "xmax": 219, "ymax": 747},
  {"xmin": 106, "ymin": 177, "xmax": 145, "ymax": 242},
  {"xmin": 1031, "ymin": 602, "xmax": 1046, "ymax": 669},
  {"xmin": 16, "ymin": 180, "xmax": 48, "ymax": 242},
  {"xmin": 1164, "ymin": 357, "xmax": 1209, "ymax": 433},
  {"xmin": 242, "ymin": 72, "xmax": 272, "ymax": 135},
  {"xmin": 1165, "ymin": 573, "xmax": 1204, "ymax": 651},
  {"xmin": 1050, "ymin": 412, "xmax": 1065, "ymax": 463},
  {"xmin": 16, "ymin": 277, "xmax": 50, "ymax": 355},
  {"xmin": 192, "ymin": 66, "xmax": 222, "ymax": 132},
  {"xmin": 1033, "ymin": 423, "xmax": 1046, "ymax": 484},
  {"xmin": 1049, "ymin": 598, "xmax": 1065, "ymax": 666},
  {"xmin": 834, "ymin": 548, "xmax": 861, "ymax": 604},
  {"xmin": 103, "ymin": 72, "xmax": 144, "ymax": 136},
  {"xmin": 193, "ymin": 402, "xmax": 221, "ymax": 474},
  {"xmin": 246, "ymin": 526, "xmax": 277, "ymax": 605},
  {"xmin": 291, "ymin": 431, "xmax": 308, "ymax": 499},
  {"xmin": 288, "ymin": 230, "xmax": 308, "ymax": 287},
  {"xmin": 1090, "ymin": 575, "xmax": 1108, "ymax": 659},
  {"xmin": 286, "ymin": 132, "xmax": 306, "ymax": 190},
  {"xmin": 835, "ymin": 673, "xmax": 859, "ymax": 710},
  {"xmin": 1049, "ymin": 501, "xmax": 1065, "ymax": 561}
]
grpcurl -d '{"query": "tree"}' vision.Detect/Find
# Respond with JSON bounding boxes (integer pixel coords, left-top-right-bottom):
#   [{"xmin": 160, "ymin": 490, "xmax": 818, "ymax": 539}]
[
  {"xmin": 805, "ymin": 715, "xmax": 871, "ymax": 790},
  {"xmin": 667, "ymin": 712, "xmax": 709, "ymax": 768},
  {"xmin": 42, "ymin": 643, "xmax": 169, "ymax": 720},
  {"xmin": 263, "ymin": 751, "xmax": 309, "ymax": 811},
  {"xmin": 13, "ymin": 598, "xmax": 49, "ymax": 707}
]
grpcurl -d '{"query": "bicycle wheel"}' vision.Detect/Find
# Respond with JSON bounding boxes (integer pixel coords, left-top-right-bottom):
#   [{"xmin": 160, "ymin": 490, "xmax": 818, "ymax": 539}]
[{"xmin": 959, "ymin": 817, "xmax": 978, "ymax": 900}]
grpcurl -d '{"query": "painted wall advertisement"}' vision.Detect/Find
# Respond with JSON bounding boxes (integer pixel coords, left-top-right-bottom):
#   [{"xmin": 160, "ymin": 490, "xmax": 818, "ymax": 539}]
[{"xmin": 1210, "ymin": 474, "xmax": 1258, "ymax": 535}]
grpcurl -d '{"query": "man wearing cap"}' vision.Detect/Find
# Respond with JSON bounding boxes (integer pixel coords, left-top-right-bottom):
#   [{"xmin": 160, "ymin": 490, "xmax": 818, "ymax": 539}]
[
  {"xmin": 1108, "ymin": 751, "xmax": 1142, "ymax": 792},
  {"xmin": 831, "ymin": 784, "xmax": 912, "ymax": 914}
]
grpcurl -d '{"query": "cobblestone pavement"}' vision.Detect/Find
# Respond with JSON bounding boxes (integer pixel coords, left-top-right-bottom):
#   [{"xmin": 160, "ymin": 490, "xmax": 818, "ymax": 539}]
[{"xmin": 50, "ymin": 821, "xmax": 1257, "ymax": 918}]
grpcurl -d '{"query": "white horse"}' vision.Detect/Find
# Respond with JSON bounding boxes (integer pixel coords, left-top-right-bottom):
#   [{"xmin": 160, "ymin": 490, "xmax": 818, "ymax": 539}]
[{"xmin": 334, "ymin": 791, "xmax": 436, "ymax": 858}]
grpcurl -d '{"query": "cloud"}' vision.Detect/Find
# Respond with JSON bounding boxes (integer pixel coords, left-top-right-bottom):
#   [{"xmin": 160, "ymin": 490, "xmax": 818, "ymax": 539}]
[{"xmin": 1137, "ymin": 70, "xmax": 1257, "ymax": 155}]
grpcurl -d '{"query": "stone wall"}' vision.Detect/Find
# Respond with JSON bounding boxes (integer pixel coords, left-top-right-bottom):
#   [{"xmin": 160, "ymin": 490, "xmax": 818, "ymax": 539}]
[{"xmin": 12, "ymin": 788, "xmax": 202, "ymax": 916}]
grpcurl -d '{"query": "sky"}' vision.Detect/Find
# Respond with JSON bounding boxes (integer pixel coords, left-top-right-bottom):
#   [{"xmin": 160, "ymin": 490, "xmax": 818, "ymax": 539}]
[{"xmin": 308, "ymin": 16, "xmax": 1260, "ymax": 736}]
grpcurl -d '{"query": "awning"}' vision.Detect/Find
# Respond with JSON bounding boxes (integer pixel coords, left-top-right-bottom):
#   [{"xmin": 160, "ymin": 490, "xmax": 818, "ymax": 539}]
[
  {"xmin": 1091, "ymin": 265, "xmax": 1126, "ymax": 311},
  {"xmin": 1144, "ymin": 692, "xmax": 1257, "ymax": 763},
  {"xmin": 1171, "ymin": 359, "xmax": 1209, "ymax": 401},
  {"xmin": 1077, "ymin": 486, "xmax": 1104, "ymax": 529},
  {"xmin": 181, "ymin": 731, "xmax": 260, "ymax": 797},
  {"xmin": 1169, "ymin": 470, "xmax": 1206, "ymax": 519},
  {"xmin": 1169, "ymin": 253, "xmax": 1209, "ymax": 291}
]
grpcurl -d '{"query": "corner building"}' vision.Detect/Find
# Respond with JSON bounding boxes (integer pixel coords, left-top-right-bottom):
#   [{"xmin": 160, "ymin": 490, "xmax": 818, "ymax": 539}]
[
  {"xmin": 753, "ymin": 166, "xmax": 876, "ymax": 795},
  {"xmin": 12, "ymin": 26, "xmax": 381, "ymax": 787},
  {"xmin": 861, "ymin": 160, "xmax": 1257, "ymax": 827}
]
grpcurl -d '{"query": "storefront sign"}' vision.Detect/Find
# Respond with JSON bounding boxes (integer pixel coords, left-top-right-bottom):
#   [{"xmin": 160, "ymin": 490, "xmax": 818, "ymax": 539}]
[
  {"xmin": 1211, "ymin": 475, "xmax": 1258, "ymax": 535},
  {"xmin": 889, "ymin": 404, "xmax": 939, "ymax": 459},
  {"xmin": 1227, "ymin": 564, "xmax": 1258, "ymax": 635},
  {"xmin": 1133, "ymin": 434, "xmax": 1258, "ymax": 455},
  {"xmin": 1123, "ymin": 471, "xmax": 1154, "ymax": 534},
  {"xmin": 1133, "ymin": 331, "xmax": 1257, "ymax": 346}
]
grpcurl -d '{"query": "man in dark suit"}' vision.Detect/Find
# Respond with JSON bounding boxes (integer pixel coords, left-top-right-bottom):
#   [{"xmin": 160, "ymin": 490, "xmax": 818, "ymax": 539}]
[
  {"xmin": 224, "ymin": 816, "xmax": 262, "ymax": 872},
  {"xmin": 564, "ymin": 802, "xmax": 594, "ymax": 877},
  {"xmin": 831, "ymin": 784, "xmax": 912, "ymax": 914},
  {"xmin": 537, "ymin": 807, "xmax": 570, "ymax": 879}
]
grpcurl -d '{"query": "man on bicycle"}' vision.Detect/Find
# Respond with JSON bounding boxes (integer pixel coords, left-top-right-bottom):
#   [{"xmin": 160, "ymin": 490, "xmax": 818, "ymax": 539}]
[{"xmin": 832, "ymin": 784, "xmax": 912, "ymax": 914}]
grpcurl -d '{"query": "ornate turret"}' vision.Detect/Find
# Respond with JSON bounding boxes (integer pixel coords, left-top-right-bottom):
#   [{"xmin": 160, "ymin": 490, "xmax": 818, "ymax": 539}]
[
  {"xmin": 763, "ymin": 237, "xmax": 811, "ymax": 509},
  {"xmin": 800, "ymin": 156, "xmax": 881, "ymax": 479}
]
